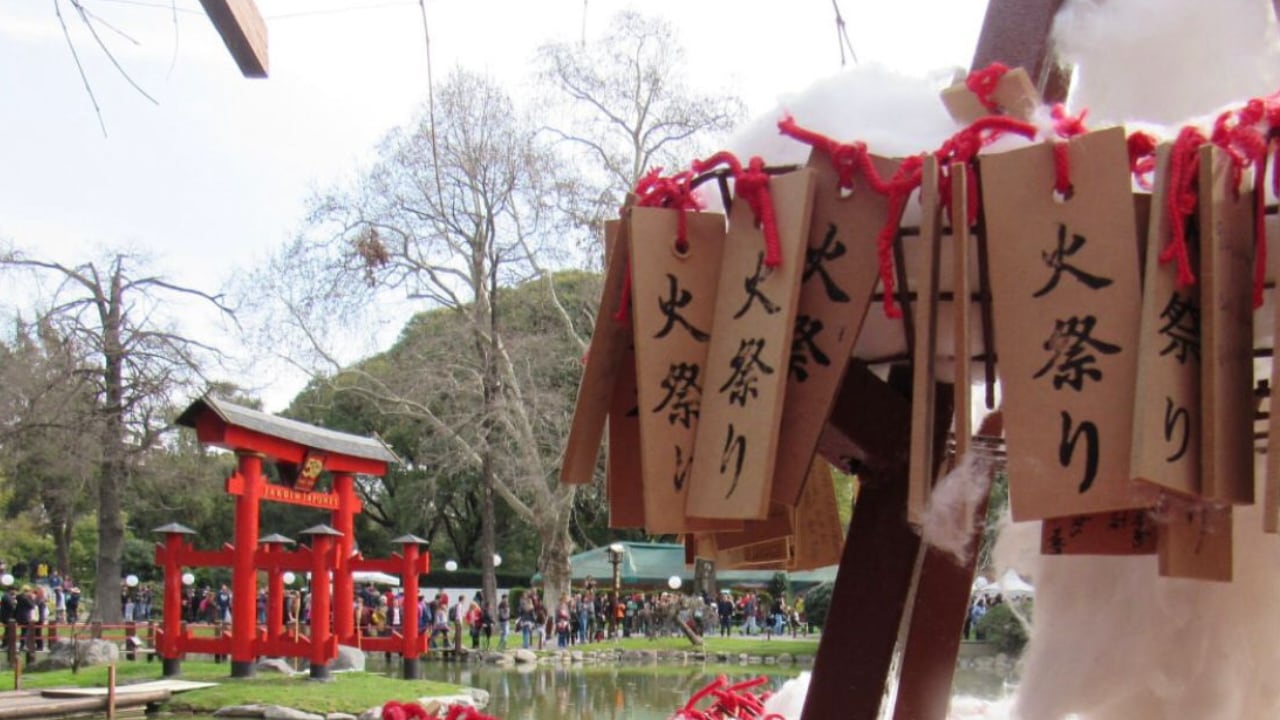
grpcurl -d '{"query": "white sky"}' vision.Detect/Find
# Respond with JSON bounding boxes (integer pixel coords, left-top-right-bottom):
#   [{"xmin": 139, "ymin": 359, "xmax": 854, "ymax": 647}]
[{"xmin": 0, "ymin": 0, "xmax": 988, "ymax": 408}]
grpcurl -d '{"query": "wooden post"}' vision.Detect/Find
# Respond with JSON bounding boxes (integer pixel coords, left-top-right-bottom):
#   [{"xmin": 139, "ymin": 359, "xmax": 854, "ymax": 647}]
[
  {"xmin": 106, "ymin": 664, "xmax": 117, "ymax": 720},
  {"xmin": 12, "ymin": 650, "xmax": 20, "ymax": 691}
]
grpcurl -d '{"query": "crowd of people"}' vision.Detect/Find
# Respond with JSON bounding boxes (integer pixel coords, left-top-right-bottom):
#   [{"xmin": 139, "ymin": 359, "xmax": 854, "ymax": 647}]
[
  {"xmin": 3, "ymin": 556, "xmax": 820, "ymax": 657},
  {"xmin": 0, "ymin": 559, "xmax": 86, "ymax": 653}
]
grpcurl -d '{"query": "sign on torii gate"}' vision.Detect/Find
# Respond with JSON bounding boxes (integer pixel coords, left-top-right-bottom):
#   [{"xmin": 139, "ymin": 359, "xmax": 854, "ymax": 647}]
[{"xmin": 197, "ymin": 0, "xmax": 269, "ymax": 78}]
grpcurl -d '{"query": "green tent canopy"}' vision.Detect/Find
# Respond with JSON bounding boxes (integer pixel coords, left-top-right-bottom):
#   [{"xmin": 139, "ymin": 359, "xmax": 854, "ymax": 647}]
[{"xmin": 532, "ymin": 541, "xmax": 836, "ymax": 593}]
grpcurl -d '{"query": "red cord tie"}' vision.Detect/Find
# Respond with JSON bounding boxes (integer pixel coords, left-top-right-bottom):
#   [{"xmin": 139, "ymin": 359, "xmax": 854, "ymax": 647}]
[
  {"xmin": 1050, "ymin": 104, "xmax": 1089, "ymax": 197},
  {"xmin": 614, "ymin": 168, "xmax": 706, "ymax": 324},
  {"xmin": 1127, "ymin": 131, "xmax": 1159, "ymax": 189},
  {"xmin": 966, "ymin": 62, "xmax": 1010, "ymax": 112},
  {"xmin": 1162, "ymin": 126, "xmax": 1207, "ymax": 287},
  {"xmin": 693, "ymin": 152, "xmax": 783, "ymax": 268}
]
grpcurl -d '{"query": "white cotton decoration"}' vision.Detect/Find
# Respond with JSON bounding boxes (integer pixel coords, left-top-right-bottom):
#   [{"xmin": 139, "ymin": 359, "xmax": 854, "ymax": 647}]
[{"xmin": 923, "ymin": 452, "xmax": 996, "ymax": 564}]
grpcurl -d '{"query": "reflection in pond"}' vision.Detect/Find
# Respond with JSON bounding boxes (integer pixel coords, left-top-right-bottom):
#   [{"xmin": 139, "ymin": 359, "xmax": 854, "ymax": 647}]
[
  {"xmin": 364, "ymin": 658, "xmax": 1014, "ymax": 720},
  {"xmin": 422, "ymin": 663, "xmax": 795, "ymax": 720}
]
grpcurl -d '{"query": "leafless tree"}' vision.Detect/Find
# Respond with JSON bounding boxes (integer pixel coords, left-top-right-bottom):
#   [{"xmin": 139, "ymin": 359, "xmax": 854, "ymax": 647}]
[
  {"xmin": 536, "ymin": 10, "xmax": 744, "ymax": 258},
  {"xmin": 0, "ymin": 249, "xmax": 234, "ymax": 623},
  {"xmin": 258, "ymin": 68, "xmax": 589, "ymax": 614}
]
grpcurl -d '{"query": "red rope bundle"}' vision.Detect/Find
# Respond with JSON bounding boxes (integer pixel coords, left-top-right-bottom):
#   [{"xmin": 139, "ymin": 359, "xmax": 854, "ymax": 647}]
[
  {"xmin": 381, "ymin": 700, "xmax": 498, "ymax": 720},
  {"xmin": 965, "ymin": 61, "xmax": 1009, "ymax": 112},
  {"xmin": 692, "ymin": 152, "xmax": 783, "ymax": 268},
  {"xmin": 671, "ymin": 675, "xmax": 780, "ymax": 720}
]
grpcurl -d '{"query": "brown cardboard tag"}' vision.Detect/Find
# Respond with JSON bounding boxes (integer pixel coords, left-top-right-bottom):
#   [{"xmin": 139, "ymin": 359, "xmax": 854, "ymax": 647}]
[
  {"xmin": 771, "ymin": 151, "xmax": 898, "ymax": 507},
  {"xmin": 607, "ymin": 337, "xmax": 645, "ymax": 529},
  {"xmin": 1130, "ymin": 145, "xmax": 1202, "ymax": 498},
  {"xmin": 711, "ymin": 502, "xmax": 794, "ymax": 552},
  {"xmin": 940, "ymin": 66, "xmax": 1041, "ymax": 124},
  {"xmin": 710, "ymin": 535, "xmax": 793, "ymax": 569},
  {"xmin": 629, "ymin": 208, "xmax": 737, "ymax": 534},
  {"xmin": 1198, "ymin": 144, "xmax": 1255, "ymax": 505},
  {"xmin": 686, "ymin": 169, "xmax": 817, "ymax": 520},
  {"xmin": 789, "ymin": 458, "xmax": 845, "ymax": 571},
  {"xmin": 1041, "ymin": 510, "xmax": 1157, "ymax": 555},
  {"xmin": 1157, "ymin": 499, "xmax": 1232, "ymax": 581},
  {"xmin": 907, "ymin": 156, "xmax": 945, "ymax": 527},
  {"xmin": 562, "ymin": 219, "xmax": 633, "ymax": 485},
  {"xmin": 981, "ymin": 127, "xmax": 1153, "ymax": 520}
]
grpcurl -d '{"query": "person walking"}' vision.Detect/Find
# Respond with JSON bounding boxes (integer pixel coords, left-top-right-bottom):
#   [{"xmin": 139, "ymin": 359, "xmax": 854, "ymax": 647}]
[{"xmin": 497, "ymin": 595, "xmax": 510, "ymax": 650}]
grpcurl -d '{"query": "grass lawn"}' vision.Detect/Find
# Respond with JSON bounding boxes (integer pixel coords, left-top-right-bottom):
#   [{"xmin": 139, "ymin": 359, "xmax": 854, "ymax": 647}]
[
  {"xmin": 567, "ymin": 634, "xmax": 819, "ymax": 657},
  {"xmin": 0, "ymin": 661, "xmax": 463, "ymax": 714}
]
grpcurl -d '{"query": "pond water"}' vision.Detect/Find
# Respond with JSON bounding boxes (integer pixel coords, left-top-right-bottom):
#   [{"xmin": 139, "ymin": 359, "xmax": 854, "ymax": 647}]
[{"xmin": 363, "ymin": 658, "xmax": 1013, "ymax": 720}]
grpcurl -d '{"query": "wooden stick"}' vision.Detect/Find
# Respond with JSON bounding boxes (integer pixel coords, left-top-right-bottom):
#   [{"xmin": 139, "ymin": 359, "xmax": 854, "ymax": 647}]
[
  {"xmin": 908, "ymin": 156, "xmax": 944, "ymax": 526},
  {"xmin": 952, "ymin": 164, "xmax": 974, "ymax": 460}
]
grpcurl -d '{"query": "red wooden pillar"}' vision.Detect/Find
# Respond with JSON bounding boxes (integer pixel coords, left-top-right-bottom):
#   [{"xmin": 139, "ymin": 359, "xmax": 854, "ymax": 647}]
[
  {"xmin": 302, "ymin": 524, "xmax": 342, "ymax": 681},
  {"xmin": 393, "ymin": 535, "xmax": 429, "ymax": 678},
  {"xmin": 331, "ymin": 473, "xmax": 357, "ymax": 645},
  {"xmin": 259, "ymin": 534, "xmax": 293, "ymax": 653},
  {"xmin": 152, "ymin": 523, "xmax": 196, "ymax": 678},
  {"xmin": 230, "ymin": 452, "xmax": 265, "ymax": 677}
]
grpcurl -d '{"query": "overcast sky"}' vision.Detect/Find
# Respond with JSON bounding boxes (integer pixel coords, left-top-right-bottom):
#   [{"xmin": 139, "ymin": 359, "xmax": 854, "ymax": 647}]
[{"xmin": 0, "ymin": 0, "xmax": 987, "ymax": 408}]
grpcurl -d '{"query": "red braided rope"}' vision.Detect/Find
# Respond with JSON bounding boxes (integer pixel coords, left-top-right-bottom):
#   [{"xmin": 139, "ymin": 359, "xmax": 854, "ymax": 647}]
[
  {"xmin": 380, "ymin": 700, "xmax": 498, "ymax": 720},
  {"xmin": 1162, "ymin": 126, "xmax": 1206, "ymax": 287},
  {"xmin": 692, "ymin": 152, "xmax": 784, "ymax": 268}
]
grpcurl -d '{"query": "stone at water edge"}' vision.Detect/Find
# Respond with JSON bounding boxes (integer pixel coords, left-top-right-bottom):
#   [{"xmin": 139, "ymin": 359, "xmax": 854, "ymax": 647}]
[
  {"xmin": 512, "ymin": 649, "xmax": 537, "ymax": 664},
  {"xmin": 325, "ymin": 714, "xmax": 357, "ymax": 720},
  {"xmin": 332, "ymin": 645, "xmax": 366, "ymax": 672},
  {"xmin": 214, "ymin": 705, "xmax": 272, "ymax": 718},
  {"xmin": 257, "ymin": 658, "xmax": 301, "ymax": 675},
  {"xmin": 263, "ymin": 706, "xmax": 325, "ymax": 720},
  {"xmin": 31, "ymin": 639, "xmax": 120, "ymax": 671}
]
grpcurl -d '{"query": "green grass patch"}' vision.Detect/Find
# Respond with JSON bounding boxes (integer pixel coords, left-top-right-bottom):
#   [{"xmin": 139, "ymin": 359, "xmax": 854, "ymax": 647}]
[
  {"xmin": 0, "ymin": 661, "xmax": 463, "ymax": 714},
  {"xmin": 565, "ymin": 635, "xmax": 819, "ymax": 657}
]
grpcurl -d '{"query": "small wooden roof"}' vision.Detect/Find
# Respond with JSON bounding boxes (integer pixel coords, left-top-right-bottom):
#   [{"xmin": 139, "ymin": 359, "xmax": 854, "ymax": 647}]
[{"xmin": 177, "ymin": 395, "xmax": 398, "ymax": 475}]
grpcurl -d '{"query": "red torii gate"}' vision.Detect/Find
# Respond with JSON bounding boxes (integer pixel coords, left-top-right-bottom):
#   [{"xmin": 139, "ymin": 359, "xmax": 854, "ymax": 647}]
[{"xmin": 160, "ymin": 395, "xmax": 429, "ymax": 679}]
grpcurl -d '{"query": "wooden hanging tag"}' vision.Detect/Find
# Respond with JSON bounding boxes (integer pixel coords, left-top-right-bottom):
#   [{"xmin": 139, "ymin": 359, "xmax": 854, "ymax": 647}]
[
  {"xmin": 686, "ymin": 169, "xmax": 817, "ymax": 521},
  {"xmin": 562, "ymin": 218, "xmax": 634, "ymax": 485},
  {"xmin": 907, "ymin": 156, "xmax": 945, "ymax": 527},
  {"xmin": 952, "ymin": 164, "xmax": 974, "ymax": 462},
  {"xmin": 771, "ymin": 150, "xmax": 900, "ymax": 507},
  {"xmin": 789, "ymin": 458, "xmax": 846, "ymax": 571},
  {"xmin": 1157, "ymin": 499, "xmax": 1232, "ymax": 581},
  {"xmin": 1266, "ymin": 216, "xmax": 1280, "ymax": 530},
  {"xmin": 981, "ymin": 127, "xmax": 1153, "ymax": 520},
  {"xmin": 713, "ymin": 535, "xmax": 793, "ymax": 569},
  {"xmin": 940, "ymin": 66, "xmax": 1041, "ymax": 124},
  {"xmin": 607, "ymin": 336, "xmax": 645, "ymax": 529},
  {"xmin": 1041, "ymin": 509, "xmax": 1157, "ymax": 555},
  {"xmin": 1130, "ymin": 145, "xmax": 1203, "ymax": 499},
  {"xmin": 1198, "ymin": 144, "xmax": 1255, "ymax": 505},
  {"xmin": 629, "ymin": 208, "xmax": 739, "ymax": 534},
  {"xmin": 711, "ymin": 502, "xmax": 793, "ymax": 551}
]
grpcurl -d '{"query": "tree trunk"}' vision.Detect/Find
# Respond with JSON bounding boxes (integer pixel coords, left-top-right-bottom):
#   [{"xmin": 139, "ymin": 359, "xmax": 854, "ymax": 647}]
[
  {"xmin": 480, "ymin": 449, "xmax": 498, "ymax": 616},
  {"xmin": 538, "ymin": 518, "xmax": 573, "ymax": 614},
  {"xmin": 95, "ymin": 426, "xmax": 126, "ymax": 624}
]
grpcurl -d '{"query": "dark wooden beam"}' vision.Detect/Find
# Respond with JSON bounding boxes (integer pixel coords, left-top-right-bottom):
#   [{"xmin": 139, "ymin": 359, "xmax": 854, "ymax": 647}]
[
  {"xmin": 970, "ymin": 0, "xmax": 1070, "ymax": 103},
  {"xmin": 802, "ymin": 365, "xmax": 920, "ymax": 720},
  {"xmin": 197, "ymin": 0, "xmax": 268, "ymax": 78}
]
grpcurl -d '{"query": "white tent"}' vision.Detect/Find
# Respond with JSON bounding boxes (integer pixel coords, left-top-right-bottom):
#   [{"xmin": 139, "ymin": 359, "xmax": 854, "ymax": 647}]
[
  {"xmin": 997, "ymin": 568, "xmax": 1034, "ymax": 599},
  {"xmin": 353, "ymin": 571, "xmax": 400, "ymax": 587}
]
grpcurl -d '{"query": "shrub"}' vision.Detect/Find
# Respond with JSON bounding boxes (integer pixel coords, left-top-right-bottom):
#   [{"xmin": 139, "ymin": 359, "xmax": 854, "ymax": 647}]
[
  {"xmin": 975, "ymin": 602, "xmax": 1029, "ymax": 654},
  {"xmin": 802, "ymin": 581, "xmax": 833, "ymax": 629}
]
